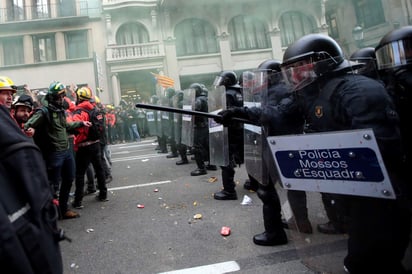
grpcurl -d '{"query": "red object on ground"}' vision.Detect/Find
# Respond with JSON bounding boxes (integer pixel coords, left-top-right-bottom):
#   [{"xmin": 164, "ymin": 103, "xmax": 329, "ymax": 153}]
[{"xmin": 220, "ymin": 226, "xmax": 231, "ymax": 236}]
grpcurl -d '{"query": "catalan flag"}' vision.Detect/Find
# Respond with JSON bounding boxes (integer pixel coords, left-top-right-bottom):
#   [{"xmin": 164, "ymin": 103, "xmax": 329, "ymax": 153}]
[{"xmin": 151, "ymin": 72, "xmax": 175, "ymax": 88}]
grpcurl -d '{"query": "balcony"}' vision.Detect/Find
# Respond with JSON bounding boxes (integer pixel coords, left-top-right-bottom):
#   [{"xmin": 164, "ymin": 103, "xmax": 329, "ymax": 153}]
[
  {"xmin": 106, "ymin": 42, "xmax": 164, "ymax": 62},
  {"xmin": 0, "ymin": 1, "xmax": 99, "ymax": 24}
]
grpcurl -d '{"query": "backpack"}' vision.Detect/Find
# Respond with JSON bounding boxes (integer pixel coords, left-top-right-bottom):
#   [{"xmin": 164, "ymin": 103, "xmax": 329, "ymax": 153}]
[
  {"xmin": 0, "ymin": 105, "xmax": 68, "ymax": 274},
  {"xmin": 75, "ymin": 107, "xmax": 104, "ymax": 141}
]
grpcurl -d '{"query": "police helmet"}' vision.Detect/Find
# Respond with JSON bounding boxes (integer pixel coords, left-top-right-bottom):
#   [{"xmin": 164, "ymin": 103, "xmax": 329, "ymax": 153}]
[
  {"xmin": 239, "ymin": 71, "xmax": 255, "ymax": 87},
  {"xmin": 189, "ymin": 83, "xmax": 204, "ymax": 97},
  {"xmin": 281, "ymin": 34, "xmax": 353, "ymax": 90},
  {"xmin": 176, "ymin": 90, "xmax": 184, "ymax": 101},
  {"xmin": 213, "ymin": 71, "xmax": 239, "ymax": 88},
  {"xmin": 350, "ymin": 47, "xmax": 380, "ymax": 79},
  {"xmin": 150, "ymin": 95, "xmax": 159, "ymax": 104},
  {"xmin": 258, "ymin": 59, "xmax": 282, "ymax": 73},
  {"xmin": 165, "ymin": 87, "xmax": 176, "ymax": 98},
  {"xmin": 375, "ymin": 26, "xmax": 412, "ymax": 71}
]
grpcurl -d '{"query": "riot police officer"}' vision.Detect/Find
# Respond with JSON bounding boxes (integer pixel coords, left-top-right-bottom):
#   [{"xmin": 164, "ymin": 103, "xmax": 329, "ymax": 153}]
[
  {"xmin": 174, "ymin": 90, "xmax": 189, "ymax": 165},
  {"xmin": 190, "ymin": 83, "xmax": 210, "ymax": 176},
  {"xmin": 215, "ymin": 61, "xmax": 299, "ymax": 244},
  {"xmin": 163, "ymin": 88, "xmax": 178, "ymax": 158},
  {"xmin": 213, "ymin": 71, "xmax": 244, "ymax": 200},
  {"xmin": 376, "ymin": 26, "xmax": 412, "ymax": 211},
  {"xmin": 349, "ymin": 47, "xmax": 380, "ymax": 80},
  {"xmin": 279, "ymin": 33, "xmax": 410, "ymax": 274}
]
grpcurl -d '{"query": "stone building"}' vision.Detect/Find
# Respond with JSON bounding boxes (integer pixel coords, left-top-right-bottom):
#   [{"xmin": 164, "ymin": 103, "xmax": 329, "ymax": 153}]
[{"xmin": 0, "ymin": 0, "xmax": 410, "ymax": 105}]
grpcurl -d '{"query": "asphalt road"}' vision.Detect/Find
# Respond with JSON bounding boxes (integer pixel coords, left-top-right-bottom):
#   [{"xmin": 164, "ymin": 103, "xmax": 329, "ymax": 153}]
[{"xmin": 58, "ymin": 138, "xmax": 356, "ymax": 274}]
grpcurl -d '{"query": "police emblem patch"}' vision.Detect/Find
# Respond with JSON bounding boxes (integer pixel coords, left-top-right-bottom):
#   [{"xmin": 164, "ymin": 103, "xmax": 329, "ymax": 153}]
[{"xmin": 315, "ymin": 106, "xmax": 323, "ymax": 118}]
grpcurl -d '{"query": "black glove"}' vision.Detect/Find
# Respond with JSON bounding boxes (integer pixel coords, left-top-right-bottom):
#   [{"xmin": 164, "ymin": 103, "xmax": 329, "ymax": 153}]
[{"xmin": 214, "ymin": 109, "xmax": 236, "ymax": 126}]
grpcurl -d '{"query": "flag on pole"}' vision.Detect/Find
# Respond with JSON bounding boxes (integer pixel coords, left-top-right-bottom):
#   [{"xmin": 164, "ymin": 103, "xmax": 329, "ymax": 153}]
[{"xmin": 151, "ymin": 73, "xmax": 175, "ymax": 88}]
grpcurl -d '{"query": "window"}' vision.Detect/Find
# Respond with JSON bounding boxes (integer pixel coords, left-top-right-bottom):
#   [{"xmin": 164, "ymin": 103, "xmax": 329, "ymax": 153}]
[
  {"xmin": 33, "ymin": 34, "xmax": 56, "ymax": 63},
  {"xmin": 2, "ymin": 37, "xmax": 24, "ymax": 66},
  {"xmin": 6, "ymin": 0, "xmax": 25, "ymax": 21},
  {"xmin": 326, "ymin": 12, "xmax": 339, "ymax": 39},
  {"xmin": 31, "ymin": 0, "xmax": 50, "ymax": 19},
  {"xmin": 65, "ymin": 31, "xmax": 88, "ymax": 59},
  {"xmin": 228, "ymin": 15, "xmax": 269, "ymax": 51},
  {"xmin": 116, "ymin": 22, "xmax": 149, "ymax": 45},
  {"xmin": 59, "ymin": 0, "xmax": 76, "ymax": 17},
  {"xmin": 280, "ymin": 11, "xmax": 316, "ymax": 47},
  {"xmin": 175, "ymin": 19, "xmax": 218, "ymax": 56},
  {"xmin": 353, "ymin": 0, "xmax": 385, "ymax": 28}
]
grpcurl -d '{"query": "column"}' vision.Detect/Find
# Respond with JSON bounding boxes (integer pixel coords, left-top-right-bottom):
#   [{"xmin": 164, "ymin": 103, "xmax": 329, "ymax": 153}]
[
  {"xmin": 55, "ymin": 32, "xmax": 65, "ymax": 60},
  {"xmin": 111, "ymin": 73, "xmax": 120, "ymax": 106},
  {"xmin": 268, "ymin": 27, "xmax": 283, "ymax": 60},
  {"xmin": 23, "ymin": 34, "xmax": 34, "ymax": 64},
  {"xmin": 217, "ymin": 32, "xmax": 232, "ymax": 70}
]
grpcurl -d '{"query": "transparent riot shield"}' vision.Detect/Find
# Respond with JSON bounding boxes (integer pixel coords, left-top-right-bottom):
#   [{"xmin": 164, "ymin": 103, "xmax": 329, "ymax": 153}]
[
  {"xmin": 208, "ymin": 85, "xmax": 229, "ymax": 166},
  {"xmin": 160, "ymin": 94, "xmax": 172, "ymax": 138},
  {"xmin": 242, "ymin": 70, "xmax": 266, "ymax": 184},
  {"xmin": 181, "ymin": 89, "xmax": 195, "ymax": 147},
  {"xmin": 267, "ymin": 59, "xmax": 396, "ymax": 273},
  {"xmin": 146, "ymin": 97, "xmax": 158, "ymax": 137},
  {"xmin": 172, "ymin": 91, "xmax": 183, "ymax": 145}
]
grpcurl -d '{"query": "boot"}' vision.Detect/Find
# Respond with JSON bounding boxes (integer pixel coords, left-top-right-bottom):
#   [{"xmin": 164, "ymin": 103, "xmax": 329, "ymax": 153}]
[
  {"xmin": 253, "ymin": 231, "xmax": 287, "ymax": 246},
  {"xmin": 190, "ymin": 168, "xmax": 207, "ymax": 176},
  {"xmin": 244, "ymin": 178, "xmax": 259, "ymax": 191},
  {"xmin": 214, "ymin": 166, "xmax": 237, "ymax": 200},
  {"xmin": 214, "ymin": 190, "xmax": 237, "ymax": 200},
  {"xmin": 254, "ymin": 191, "xmax": 288, "ymax": 246},
  {"xmin": 176, "ymin": 159, "xmax": 189, "ymax": 165}
]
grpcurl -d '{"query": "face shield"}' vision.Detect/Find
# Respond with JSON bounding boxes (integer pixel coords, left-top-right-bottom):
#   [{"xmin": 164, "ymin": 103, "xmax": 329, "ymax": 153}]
[
  {"xmin": 213, "ymin": 75, "xmax": 224, "ymax": 87},
  {"xmin": 281, "ymin": 58, "xmax": 318, "ymax": 91},
  {"xmin": 376, "ymin": 39, "xmax": 412, "ymax": 70}
]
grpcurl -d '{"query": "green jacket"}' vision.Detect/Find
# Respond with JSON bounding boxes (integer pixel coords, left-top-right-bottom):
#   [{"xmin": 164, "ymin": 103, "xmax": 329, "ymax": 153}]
[{"xmin": 24, "ymin": 98, "xmax": 83, "ymax": 152}]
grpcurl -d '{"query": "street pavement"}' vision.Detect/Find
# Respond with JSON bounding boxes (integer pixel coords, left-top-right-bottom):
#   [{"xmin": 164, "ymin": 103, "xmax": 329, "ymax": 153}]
[{"xmin": 59, "ymin": 138, "xmax": 352, "ymax": 274}]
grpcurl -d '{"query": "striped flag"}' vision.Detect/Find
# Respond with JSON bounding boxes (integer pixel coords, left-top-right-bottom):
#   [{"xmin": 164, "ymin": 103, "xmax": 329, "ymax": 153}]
[{"xmin": 151, "ymin": 73, "xmax": 175, "ymax": 88}]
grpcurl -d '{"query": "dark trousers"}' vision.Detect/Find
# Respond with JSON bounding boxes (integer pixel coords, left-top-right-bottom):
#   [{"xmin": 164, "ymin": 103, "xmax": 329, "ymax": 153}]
[
  {"xmin": 74, "ymin": 142, "xmax": 107, "ymax": 203},
  {"xmin": 257, "ymin": 177, "xmax": 284, "ymax": 233}
]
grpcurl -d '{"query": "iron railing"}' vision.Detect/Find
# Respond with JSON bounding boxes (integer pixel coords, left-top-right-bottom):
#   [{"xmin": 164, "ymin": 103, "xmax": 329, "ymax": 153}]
[{"xmin": 0, "ymin": 1, "xmax": 97, "ymax": 23}]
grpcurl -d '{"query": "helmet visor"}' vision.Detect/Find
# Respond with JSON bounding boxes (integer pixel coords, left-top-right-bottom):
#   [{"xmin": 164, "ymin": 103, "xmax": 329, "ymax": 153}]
[
  {"xmin": 281, "ymin": 59, "xmax": 318, "ymax": 91},
  {"xmin": 376, "ymin": 39, "xmax": 412, "ymax": 70},
  {"xmin": 213, "ymin": 75, "xmax": 223, "ymax": 87}
]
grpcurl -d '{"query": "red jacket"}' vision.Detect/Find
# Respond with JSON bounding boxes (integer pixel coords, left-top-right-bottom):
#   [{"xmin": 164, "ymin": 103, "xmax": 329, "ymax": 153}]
[{"xmin": 72, "ymin": 100, "xmax": 95, "ymax": 150}]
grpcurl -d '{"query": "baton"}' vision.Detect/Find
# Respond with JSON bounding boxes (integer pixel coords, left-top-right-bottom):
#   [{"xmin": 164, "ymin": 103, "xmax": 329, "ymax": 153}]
[{"xmin": 135, "ymin": 103, "xmax": 254, "ymax": 124}]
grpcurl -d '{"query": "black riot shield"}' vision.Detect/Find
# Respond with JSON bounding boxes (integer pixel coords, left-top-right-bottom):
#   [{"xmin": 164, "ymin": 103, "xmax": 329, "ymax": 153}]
[
  {"xmin": 181, "ymin": 89, "xmax": 195, "ymax": 147},
  {"xmin": 208, "ymin": 85, "xmax": 229, "ymax": 166},
  {"xmin": 242, "ymin": 70, "xmax": 267, "ymax": 184},
  {"xmin": 266, "ymin": 59, "xmax": 397, "ymax": 273}
]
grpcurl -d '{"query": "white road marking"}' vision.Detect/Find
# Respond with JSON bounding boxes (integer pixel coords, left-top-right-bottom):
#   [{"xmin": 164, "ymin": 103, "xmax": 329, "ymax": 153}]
[
  {"xmin": 158, "ymin": 261, "xmax": 240, "ymax": 274},
  {"xmin": 108, "ymin": 180, "xmax": 172, "ymax": 191},
  {"xmin": 111, "ymin": 154, "xmax": 164, "ymax": 162}
]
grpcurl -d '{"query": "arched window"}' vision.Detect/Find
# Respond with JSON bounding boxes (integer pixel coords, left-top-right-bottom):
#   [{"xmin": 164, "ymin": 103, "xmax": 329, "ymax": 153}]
[
  {"xmin": 116, "ymin": 22, "xmax": 149, "ymax": 45},
  {"xmin": 280, "ymin": 11, "xmax": 316, "ymax": 47},
  {"xmin": 175, "ymin": 18, "xmax": 218, "ymax": 56},
  {"xmin": 228, "ymin": 15, "xmax": 269, "ymax": 51}
]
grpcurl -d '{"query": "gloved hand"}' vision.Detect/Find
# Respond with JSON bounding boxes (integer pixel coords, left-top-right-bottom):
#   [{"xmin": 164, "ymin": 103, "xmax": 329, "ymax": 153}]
[{"xmin": 214, "ymin": 109, "xmax": 236, "ymax": 126}]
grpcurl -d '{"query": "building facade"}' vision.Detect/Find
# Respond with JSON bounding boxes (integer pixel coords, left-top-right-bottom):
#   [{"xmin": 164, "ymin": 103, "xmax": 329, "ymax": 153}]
[{"xmin": 0, "ymin": 0, "xmax": 410, "ymax": 106}]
